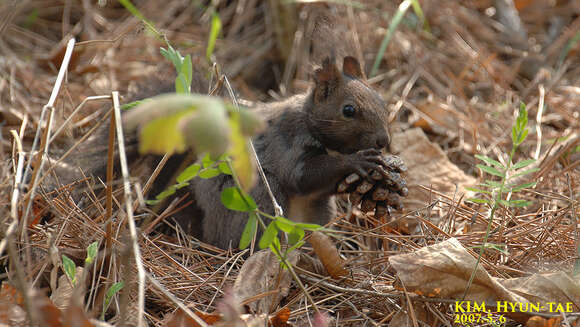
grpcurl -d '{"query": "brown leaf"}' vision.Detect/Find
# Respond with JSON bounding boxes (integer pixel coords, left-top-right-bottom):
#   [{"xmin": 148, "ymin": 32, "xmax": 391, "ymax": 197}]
[
  {"xmin": 34, "ymin": 295, "xmax": 63, "ymax": 327},
  {"xmin": 390, "ymin": 128, "xmax": 476, "ymax": 215},
  {"xmin": 310, "ymin": 231, "xmax": 347, "ymax": 279},
  {"xmin": 0, "ymin": 284, "xmax": 26, "ymax": 326},
  {"xmin": 63, "ymin": 304, "xmax": 94, "ymax": 327},
  {"xmin": 389, "ymin": 238, "xmax": 580, "ymax": 323},
  {"xmin": 270, "ymin": 307, "xmax": 291, "ymax": 327},
  {"xmin": 233, "ymin": 250, "xmax": 298, "ymax": 313},
  {"xmin": 165, "ymin": 309, "xmax": 221, "ymax": 327}
]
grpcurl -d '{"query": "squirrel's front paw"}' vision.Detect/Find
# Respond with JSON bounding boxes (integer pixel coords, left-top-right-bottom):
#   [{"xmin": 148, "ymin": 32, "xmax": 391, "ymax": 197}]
[
  {"xmin": 339, "ymin": 153, "xmax": 409, "ymax": 219},
  {"xmin": 346, "ymin": 149, "xmax": 391, "ymax": 178}
]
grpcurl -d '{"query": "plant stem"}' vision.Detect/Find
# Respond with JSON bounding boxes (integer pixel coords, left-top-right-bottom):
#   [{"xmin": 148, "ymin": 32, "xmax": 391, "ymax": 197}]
[{"xmin": 463, "ymin": 146, "xmax": 517, "ymax": 299}]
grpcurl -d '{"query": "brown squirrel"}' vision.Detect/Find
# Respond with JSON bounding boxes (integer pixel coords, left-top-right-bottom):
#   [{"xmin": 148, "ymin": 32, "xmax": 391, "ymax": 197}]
[
  {"xmin": 190, "ymin": 56, "xmax": 392, "ymax": 248},
  {"xmin": 50, "ymin": 56, "xmax": 392, "ymax": 249}
]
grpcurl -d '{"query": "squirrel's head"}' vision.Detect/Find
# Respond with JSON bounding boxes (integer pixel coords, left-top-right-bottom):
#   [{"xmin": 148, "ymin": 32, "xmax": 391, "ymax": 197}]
[{"xmin": 308, "ymin": 56, "xmax": 390, "ymax": 154}]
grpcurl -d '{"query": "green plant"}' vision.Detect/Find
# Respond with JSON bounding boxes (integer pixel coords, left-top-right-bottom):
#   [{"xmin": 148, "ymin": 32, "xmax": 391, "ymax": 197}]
[
  {"xmin": 61, "ymin": 241, "xmax": 99, "ymax": 285},
  {"xmin": 161, "ymin": 46, "xmax": 192, "ymax": 94},
  {"xmin": 467, "ymin": 103, "xmax": 538, "ymax": 207},
  {"xmin": 464, "ymin": 103, "xmax": 538, "ymax": 297},
  {"xmin": 61, "ymin": 254, "xmax": 77, "ymax": 284},
  {"xmin": 101, "ymin": 281, "xmax": 124, "ymax": 320},
  {"xmin": 119, "ymin": 0, "xmax": 321, "ymax": 261},
  {"xmin": 370, "ymin": 0, "xmax": 430, "ymax": 77},
  {"xmin": 206, "ymin": 11, "xmax": 222, "ymax": 62}
]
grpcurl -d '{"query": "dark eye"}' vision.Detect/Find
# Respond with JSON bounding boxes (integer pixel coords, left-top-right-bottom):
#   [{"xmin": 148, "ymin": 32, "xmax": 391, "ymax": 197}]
[{"xmin": 342, "ymin": 104, "xmax": 355, "ymax": 118}]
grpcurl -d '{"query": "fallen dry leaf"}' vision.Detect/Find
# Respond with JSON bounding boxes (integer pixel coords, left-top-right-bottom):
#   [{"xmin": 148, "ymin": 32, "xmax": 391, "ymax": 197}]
[
  {"xmin": 309, "ymin": 231, "xmax": 347, "ymax": 279},
  {"xmin": 233, "ymin": 250, "xmax": 298, "ymax": 313},
  {"xmin": 390, "ymin": 128, "xmax": 476, "ymax": 232},
  {"xmin": 269, "ymin": 307, "xmax": 291, "ymax": 327},
  {"xmin": 51, "ymin": 267, "xmax": 84, "ymax": 311},
  {"xmin": 165, "ymin": 309, "xmax": 221, "ymax": 327},
  {"xmin": 391, "ymin": 128, "xmax": 476, "ymax": 212},
  {"xmin": 389, "ymin": 238, "xmax": 580, "ymax": 323}
]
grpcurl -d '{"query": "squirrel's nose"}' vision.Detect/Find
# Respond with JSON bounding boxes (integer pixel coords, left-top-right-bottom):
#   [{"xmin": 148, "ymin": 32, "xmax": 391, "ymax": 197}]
[{"xmin": 375, "ymin": 134, "xmax": 391, "ymax": 152}]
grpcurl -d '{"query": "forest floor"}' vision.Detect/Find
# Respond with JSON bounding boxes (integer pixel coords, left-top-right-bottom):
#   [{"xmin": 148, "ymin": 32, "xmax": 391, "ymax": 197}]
[{"xmin": 0, "ymin": 0, "xmax": 579, "ymax": 326}]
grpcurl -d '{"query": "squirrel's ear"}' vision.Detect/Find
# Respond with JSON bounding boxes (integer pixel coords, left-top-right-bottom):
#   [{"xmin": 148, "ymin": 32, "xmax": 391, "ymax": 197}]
[
  {"xmin": 342, "ymin": 56, "xmax": 365, "ymax": 80},
  {"xmin": 313, "ymin": 56, "xmax": 341, "ymax": 101}
]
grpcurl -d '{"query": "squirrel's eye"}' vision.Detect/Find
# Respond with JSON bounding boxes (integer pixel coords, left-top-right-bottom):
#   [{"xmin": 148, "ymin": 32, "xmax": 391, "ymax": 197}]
[{"xmin": 342, "ymin": 104, "xmax": 355, "ymax": 118}]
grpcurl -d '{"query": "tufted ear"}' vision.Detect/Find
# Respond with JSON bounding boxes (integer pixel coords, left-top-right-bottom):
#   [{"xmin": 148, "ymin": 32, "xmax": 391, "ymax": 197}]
[
  {"xmin": 313, "ymin": 56, "xmax": 342, "ymax": 102},
  {"xmin": 342, "ymin": 56, "xmax": 365, "ymax": 80}
]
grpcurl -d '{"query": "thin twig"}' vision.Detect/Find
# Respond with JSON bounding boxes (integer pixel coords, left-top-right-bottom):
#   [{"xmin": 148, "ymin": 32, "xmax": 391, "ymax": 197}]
[
  {"xmin": 569, "ymin": 174, "xmax": 579, "ymax": 274},
  {"xmin": 534, "ymin": 84, "xmax": 545, "ymax": 160},
  {"xmin": 111, "ymin": 91, "xmax": 146, "ymax": 327},
  {"xmin": 3, "ymin": 130, "xmax": 39, "ymax": 326}
]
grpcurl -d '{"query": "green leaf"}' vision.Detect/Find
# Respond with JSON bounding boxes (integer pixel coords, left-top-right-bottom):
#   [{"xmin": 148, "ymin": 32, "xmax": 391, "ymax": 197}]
[
  {"xmin": 125, "ymin": 94, "xmax": 231, "ymax": 157},
  {"xmin": 512, "ymin": 159, "xmax": 535, "ymax": 170},
  {"xmin": 288, "ymin": 240, "xmax": 305, "ymax": 253},
  {"xmin": 102, "ymin": 281, "xmax": 124, "ymax": 320},
  {"xmin": 465, "ymin": 187, "xmax": 491, "ymax": 194},
  {"xmin": 498, "ymin": 199, "xmax": 511, "ymax": 207},
  {"xmin": 239, "ymin": 212, "xmax": 257, "ymax": 249},
  {"xmin": 202, "ymin": 153, "xmax": 214, "ymax": 168},
  {"xmin": 275, "ymin": 217, "xmax": 295, "ymax": 233},
  {"xmin": 175, "ymin": 182, "xmax": 189, "ymax": 189},
  {"xmin": 509, "ymin": 167, "xmax": 540, "ymax": 179},
  {"xmin": 519, "ymin": 102, "xmax": 528, "ymax": 129},
  {"xmin": 482, "ymin": 180, "xmax": 502, "ymax": 188},
  {"xmin": 85, "ymin": 242, "xmax": 98, "ymax": 265},
  {"xmin": 501, "ymin": 199, "xmax": 532, "ymax": 207},
  {"xmin": 259, "ymin": 222, "xmax": 278, "ymax": 249},
  {"xmin": 370, "ymin": 0, "xmax": 412, "ymax": 77},
  {"xmin": 467, "ymin": 198, "xmax": 490, "ymax": 204},
  {"xmin": 180, "ymin": 54, "xmax": 192, "ymax": 94},
  {"xmin": 160, "ymin": 45, "xmax": 182, "ymax": 71},
  {"xmin": 512, "ymin": 126, "xmax": 518, "ymax": 145},
  {"xmin": 508, "ymin": 199, "xmax": 533, "ymax": 207},
  {"xmin": 106, "ymin": 281, "xmax": 124, "ymax": 300},
  {"xmin": 206, "ymin": 12, "xmax": 222, "ymax": 61},
  {"xmin": 220, "ymin": 187, "xmax": 257, "ymax": 212},
  {"xmin": 140, "ymin": 111, "xmax": 190, "ymax": 154},
  {"xmin": 119, "ymin": 0, "xmax": 149, "ymax": 25},
  {"xmin": 475, "ymin": 154, "xmax": 504, "ymax": 169},
  {"xmin": 510, "ymin": 181, "xmax": 537, "ymax": 192},
  {"xmin": 175, "ymin": 72, "xmax": 188, "ymax": 94},
  {"xmin": 228, "ymin": 110, "xmax": 255, "ymax": 191},
  {"xmin": 62, "ymin": 255, "xmax": 77, "ymax": 284},
  {"xmin": 218, "ymin": 161, "xmax": 232, "ymax": 175},
  {"xmin": 516, "ymin": 128, "xmax": 529, "ymax": 145},
  {"xmin": 176, "ymin": 164, "xmax": 201, "ymax": 183},
  {"xmin": 294, "ymin": 222, "xmax": 322, "ymax": 230},
  {"xmin": 471, "ymin": 243, "xmax": 508, "ymax": 254},
  {"xmin": 409, "ymin": 0, "xmax": 430, "ymax": 32},
  {"xmin": 198, "ymin": 168, "xmax": 220, "ymax": 179},
  {"xmin": 153, "ymin": 185, "xmax": 178, "ymax": 201},
  {"xmin": 121, "ymin": 99, "xmax": 145, "ymax": 111},
  {"xmin": 476, "ymin": 164, "xmax": 504, "ymax": 177},
  {"xmin": 270, "ymin": 236, "xmax": 281, "ymax": 254},
  {"xmin": 181, "ymin": 100, "xmax": 230, "ymax": 157},
  {"xmin": 288, "ymin": 227, "xmax": 305, "ymax": 246}
]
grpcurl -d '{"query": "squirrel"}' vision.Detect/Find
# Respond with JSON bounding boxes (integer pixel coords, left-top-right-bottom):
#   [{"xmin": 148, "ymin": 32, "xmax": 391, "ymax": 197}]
[
  {"xmin": 48, "ymin": 56, "xmax": 392, "ymax": 250},
  {"xmin": 189, "ymin": 56, "xmax": 392, "ymax": 248}
]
